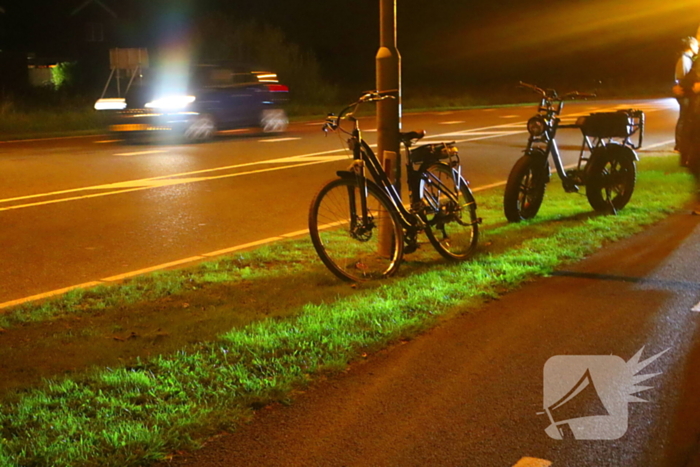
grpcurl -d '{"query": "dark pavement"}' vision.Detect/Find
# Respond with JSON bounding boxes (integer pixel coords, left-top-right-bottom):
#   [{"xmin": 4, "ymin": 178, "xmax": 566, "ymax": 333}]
[{"xmin": 160, "ymin": 209, "xmax": 700, "ymax": 467}]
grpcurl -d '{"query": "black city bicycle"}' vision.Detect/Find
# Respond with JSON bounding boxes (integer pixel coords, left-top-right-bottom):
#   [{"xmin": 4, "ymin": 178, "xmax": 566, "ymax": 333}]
[
  {"xmin": 308, "ymin": 91, "xmax": 480, "ymax": 282},
  {"xmin": 504, "ymin": 82, "xmax": 644, "ymax": 222}
]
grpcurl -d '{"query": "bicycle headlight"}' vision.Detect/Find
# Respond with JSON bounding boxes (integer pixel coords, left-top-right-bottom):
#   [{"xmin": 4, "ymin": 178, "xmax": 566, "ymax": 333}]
[{"xmin": 527, "ymin": 115, "xmax": 547, "ymax": 137}]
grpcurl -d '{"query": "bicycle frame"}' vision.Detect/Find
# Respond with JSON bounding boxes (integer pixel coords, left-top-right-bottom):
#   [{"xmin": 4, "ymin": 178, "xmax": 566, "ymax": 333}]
[
  {"xmin": 312, "ymin": 91, "xmax": 481, "ymax": 280},
  {"xmin": 339, "ymin": 108, "xmax": 466, "ymax": 235},
  {"xmin": 524, "ymin": 85, "xmax": 644, "ymax": 191},
  {"xmin": 526, "ymin": 95, "xmax": 569, "ymax": 182}
]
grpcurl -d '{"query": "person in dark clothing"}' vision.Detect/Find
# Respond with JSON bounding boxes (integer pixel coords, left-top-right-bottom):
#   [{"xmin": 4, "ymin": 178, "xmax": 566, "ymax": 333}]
[
  {"xmin": 673, "ymin": 36, "xmax": 698, "ymax": 161},
  {"xmin": 677, "ymin": 34, "xmax": 700, "ymax": 214}
]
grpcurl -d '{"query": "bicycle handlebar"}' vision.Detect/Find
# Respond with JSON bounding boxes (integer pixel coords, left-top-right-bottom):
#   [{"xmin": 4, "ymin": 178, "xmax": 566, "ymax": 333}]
[
  {"xmin": 519, "ymin": 81, "xmax": 546, "ymax": 96},
  {"xmin": 519, "ymin": 81, "xmax": 596, "ymax": 102},
  {"xmin": 358, "ymin": 89, "xmax": 397, "ymax": 103},
  {"xmin": 323, "ymin": 90, "xmax": 398, "ymax": 134}
]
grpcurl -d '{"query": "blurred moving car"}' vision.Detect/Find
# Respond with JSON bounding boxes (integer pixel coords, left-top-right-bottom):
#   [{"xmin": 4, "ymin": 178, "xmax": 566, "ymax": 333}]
[{"xmin": 95, "ymin": 62, "xmax": 289, "ymax": 142}]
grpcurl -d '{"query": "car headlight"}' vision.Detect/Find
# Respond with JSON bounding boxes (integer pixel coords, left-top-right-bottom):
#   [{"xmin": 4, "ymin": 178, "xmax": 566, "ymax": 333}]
[
  {"xmin": 94, "ymin": 98, "xmax": 126, "ymax": 110},
  {"xmin": 527, "ymin": 115, "xmax": 547, "ymax": 137},
  {"xmin": 145, "ymin": 95, "xmax": 196, "ymax": 110}
]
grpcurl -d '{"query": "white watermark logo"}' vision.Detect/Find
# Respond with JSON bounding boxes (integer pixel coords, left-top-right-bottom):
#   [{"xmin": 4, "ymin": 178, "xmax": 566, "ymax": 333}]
[{"xmin": 542, "ymin": 347, "xmax": 668, "ymax": 440}]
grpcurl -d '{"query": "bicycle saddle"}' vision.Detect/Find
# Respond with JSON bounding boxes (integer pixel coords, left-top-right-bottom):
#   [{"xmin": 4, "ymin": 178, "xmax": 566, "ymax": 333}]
[{"xmin": 400, "ymin": 130, "xmax": 426, "ymax": 145}]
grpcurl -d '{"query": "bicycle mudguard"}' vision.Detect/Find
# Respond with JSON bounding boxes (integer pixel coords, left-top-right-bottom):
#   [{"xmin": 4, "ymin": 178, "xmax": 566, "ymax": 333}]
[
  {"xmin": 583, "ymin": 143, "xmax": 639, "ymax": 179},
  {"xmin": 524, "ymin": 147, "xmax": 552, "ymax": 183},
  {"xmin": 525, "ymin": 147, "xmax": 548, "ymax": 161},
  {"xmin": 588, "ymin": 143, "xmax": 639, "ymax": 164}
]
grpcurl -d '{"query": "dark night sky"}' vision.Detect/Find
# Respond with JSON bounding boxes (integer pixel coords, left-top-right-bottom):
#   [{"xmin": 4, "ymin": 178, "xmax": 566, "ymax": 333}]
[
  {"xmin": 194, "ymin": 0, "xmax": 700, "ymax": 91},
  {"xmin": 2, "ymin": 0, "xmax": 700, "ymax": 92}
]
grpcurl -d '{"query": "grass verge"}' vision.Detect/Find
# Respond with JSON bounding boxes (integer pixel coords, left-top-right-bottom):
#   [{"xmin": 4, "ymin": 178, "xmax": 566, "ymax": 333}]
[{"xmin": 0, "ymin": 156, "xmax": 694, "ymax": 467}]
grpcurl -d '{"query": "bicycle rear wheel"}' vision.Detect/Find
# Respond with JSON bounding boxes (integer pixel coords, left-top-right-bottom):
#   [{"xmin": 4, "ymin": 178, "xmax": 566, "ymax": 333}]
[
  {"xmin": 585, "ymin": 150, "xmax": 636, "ymax": 213},
  {"xmin": 421, "ymin": 163, "xmax": 479, "ymax": 261},
  {"xmin": 309, "ymin": 177, "xmax": 404, "ymax": 282}
]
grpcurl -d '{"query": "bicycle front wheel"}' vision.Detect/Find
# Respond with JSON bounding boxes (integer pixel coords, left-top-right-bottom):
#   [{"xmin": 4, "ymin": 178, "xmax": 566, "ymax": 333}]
[
  {"xmin": 421, "ymin": 163, "xmax": 479, "ymax": 261},
  {"xmin": 309, "ymin": 177, "xmax": 404, "ymax": 282},
  {"xmin": 503, "ymin": 154, "xmax": 548, "ymax": 222}
]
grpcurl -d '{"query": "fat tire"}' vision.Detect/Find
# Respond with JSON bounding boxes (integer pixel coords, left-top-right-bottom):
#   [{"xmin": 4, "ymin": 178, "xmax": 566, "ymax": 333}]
[
  {"xmin": 421, "ymin": 163, "xmax": 479, "ymax": 261},
  {"xmin": 586, "ymin": 151, "xmax": 636, "ymax": 212},
  {"xmin": 503, "ymin": 155, "xmax": 548, "ymax": 222},
  {"xmin": 309, "ymin": 177, "xmax": 404, "ymax": 282}
]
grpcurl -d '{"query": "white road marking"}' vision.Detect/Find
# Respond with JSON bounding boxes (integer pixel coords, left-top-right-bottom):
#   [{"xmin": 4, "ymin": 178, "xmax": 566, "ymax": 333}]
[
  {"xmin": 0, "ymin": 147, "xmax": 349, "ymax": 208},
  {"xmin": 0, "ymin": 159, "xmax": 335, "ymax": 213},
  {"xmin": 427, "ymin": 130, "xmax": 522, "ymax": 138},
  {"xmin": 692, "ymin": 300, "xmax": 700, "ymax": 312},
  {"xmin": 259, "ymin": 137, "xmax": 301, "ymax": 143},
  {"xmin": 488, "ymin": 124, "xmax": 524, "ymax": 129},
  {"xmin": 471, "ymin": 180, "xmax": 507, "ymax": 192},
  {"xmin": 501, "ymin": 115, "xmax": 520, "ymax": 118},
  {"xmin": 512, "ymin": 458, "xmax": 552, "ymax": 467},
  {"xmin": 95, "ymin": 140, "xmax": 120, "ymax": 144},
  {"xmin": 639, "ymin": 139, "xmax": 675, "ymax": 152},
  {"xmin": 427, "ymin": 129, "xmax": 525, "ymax": 141},
  {"xmin": 270, "ymin": 155, "xmax": 347, "ymax": 163},
  {"xmin": 455, "ymin": 131, "xmax": 525, "ymax": 142},
  {"xmin": 113, "ymin": 150, "xmax": 167, "ymax": 157},
  {"xmin": 439, "ymin": 121, "xmax": 466, "ymax": 125}
]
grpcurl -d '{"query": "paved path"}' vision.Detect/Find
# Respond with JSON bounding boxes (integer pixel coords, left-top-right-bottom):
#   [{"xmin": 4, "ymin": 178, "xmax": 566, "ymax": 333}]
[{"xmin": 162, "ymin": 212, "xmax": 700, "ymax": 467}]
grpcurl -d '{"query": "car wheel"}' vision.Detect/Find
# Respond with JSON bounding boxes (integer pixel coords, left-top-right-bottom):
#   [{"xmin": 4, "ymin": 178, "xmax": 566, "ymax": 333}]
[
  {"xmin": 184, "ymin": 114, "xmax": 216, "ymax": 142},
  {"xmin": 260, "ymin": 109, "xmax": 288, "ymax": 133}
]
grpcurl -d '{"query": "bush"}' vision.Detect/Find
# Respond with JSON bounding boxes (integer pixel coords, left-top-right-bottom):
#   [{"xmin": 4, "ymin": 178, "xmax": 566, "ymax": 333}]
[{"xmin": 51, "ymin": 62, "xmax": 79, "ymax": 90}]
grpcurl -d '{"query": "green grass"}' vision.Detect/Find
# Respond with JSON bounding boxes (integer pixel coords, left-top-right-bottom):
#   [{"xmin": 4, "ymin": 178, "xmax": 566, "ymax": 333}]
[
  {"xmin": 0, "ymin": 156, "xmax": 694, "ymax": 467},
  {"xmin": 0, "ymin": 109, "xmax": 107, "ymax": 139}
]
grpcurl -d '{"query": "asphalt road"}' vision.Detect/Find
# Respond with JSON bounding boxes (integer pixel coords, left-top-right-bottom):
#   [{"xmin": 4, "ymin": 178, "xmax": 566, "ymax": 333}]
[
  {"xmin": 0, "ymin": 98, "xmax": 678, "ymax": 307},
  {"xmin": 159, "ymin": 212, "xmax": 700, "ymax": 467}
]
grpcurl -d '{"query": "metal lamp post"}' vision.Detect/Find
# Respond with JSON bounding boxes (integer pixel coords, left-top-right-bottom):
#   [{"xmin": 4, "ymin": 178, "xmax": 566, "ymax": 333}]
[{"xmin": 376, "ymin": 0, "xmax": 401, "ymax": 255}]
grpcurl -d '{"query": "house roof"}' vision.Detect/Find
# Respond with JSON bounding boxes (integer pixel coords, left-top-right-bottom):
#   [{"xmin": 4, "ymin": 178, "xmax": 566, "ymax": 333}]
[{"xmin": 71, "ymin": 0, "xmax": 117, "ymax": 19}]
